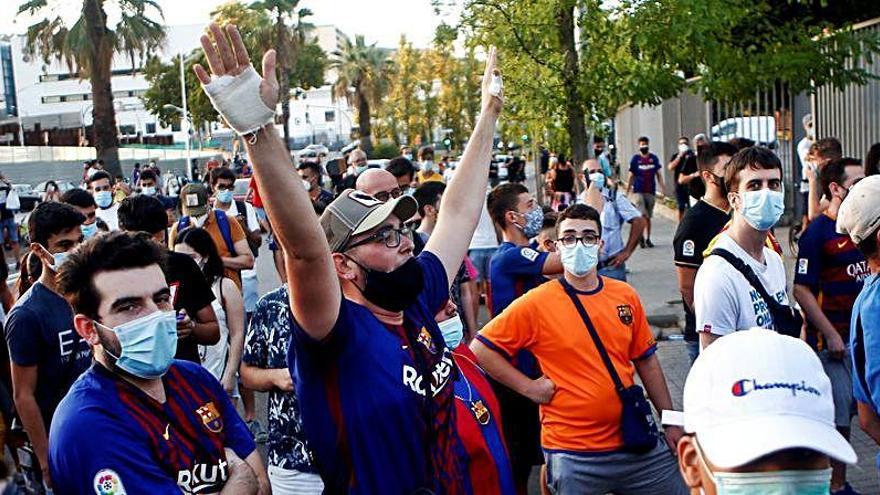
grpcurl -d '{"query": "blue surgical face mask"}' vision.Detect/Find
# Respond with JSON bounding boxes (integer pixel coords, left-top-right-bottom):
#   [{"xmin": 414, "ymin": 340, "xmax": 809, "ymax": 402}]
[
  {"xmin": 51, "ymin": 251, "xmax": 69, "ymax": 271},
  {"xmin": 216, "ymin": 189, "xmax": 234, "ymax": 204},
  {"xmin": 141, "ymin": 186, "xmax": 157, "ymax": 196},
  {"xmin": 422, "ymin": 160, "xmax": 435, "ymax": 173},
  {"xmin": 560, "ymin": 242, "xmax": 599, "ymax": 277},
  {"xmin": 438, "ymin": 315, "xmax": 464, "ymax": 349},
  {"xmin": 94, "ymin": 190, "xmax": 113, "ymax": 208},
  {"xmin": 98, "ymin": 310, "xmax": 178, "ymax": 379},
  {"xmin": 81, "ymin": 222, "xmax": 98, "ymax": 240},
  {"xmin": 589, "ymin": 172, "xmax": 606, "ymax": 189},
  {"xmin": 518, "ymin": 206, "xmax": 544, "ymax": 238},
  {"xmin": 737, "ymin": 188, "xmax": 784, "ymax": 231}
]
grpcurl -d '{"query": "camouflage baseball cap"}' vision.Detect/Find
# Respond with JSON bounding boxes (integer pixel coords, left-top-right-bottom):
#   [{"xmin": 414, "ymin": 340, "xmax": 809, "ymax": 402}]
[
  {"xmin": 321, "ymin": 189, "xmax": 418, "ymax": 252},
  {"xmin": 180, "ymin": 183, "xmax": 209, "ymax": 217}
]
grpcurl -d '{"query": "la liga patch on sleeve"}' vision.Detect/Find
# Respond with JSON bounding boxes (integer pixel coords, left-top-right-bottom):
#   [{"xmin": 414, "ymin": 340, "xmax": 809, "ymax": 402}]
[
  {"xmin": 520, "ymin": 247, "xmax": 540, "ymax": 262},
  {"xmin": 797, "ymin": 258, "xmax": 808, "ymax": 275},
  {"xmin": 94, "ymin": 469, "xmax": 127, "ymax": 494}
]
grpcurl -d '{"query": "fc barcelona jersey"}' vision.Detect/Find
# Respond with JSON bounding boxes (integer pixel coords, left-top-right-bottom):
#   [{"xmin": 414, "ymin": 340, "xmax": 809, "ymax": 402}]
[{"xmin": 49, "ymin": 361, "xmax": 255, "ymax": 494}]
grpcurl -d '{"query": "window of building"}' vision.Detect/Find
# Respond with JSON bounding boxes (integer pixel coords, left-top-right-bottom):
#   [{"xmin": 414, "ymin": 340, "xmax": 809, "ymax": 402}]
[
  {"xmin": 325, "ymin": 111, "xmax": 335, "ymax": 122},
  {"xmin": 146, "ymin": 122, "xmax": 156, "ymax": 134},
  {"xmin": 41, "ymin": 96, "xmax": 61, "ymax": 104},
  {"xmin": 171, "ymin": 121, "xmax": 181, "ymax": 132},
  {"xmin": 119, "ymin": 125, "xmax": 136, "ymax": 135}
]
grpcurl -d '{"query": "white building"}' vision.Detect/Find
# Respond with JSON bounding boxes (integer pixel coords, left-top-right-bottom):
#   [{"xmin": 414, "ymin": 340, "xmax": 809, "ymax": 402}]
[{"xmin": 0, "ymin": 23, "xmax": 356, "ymax": 149}]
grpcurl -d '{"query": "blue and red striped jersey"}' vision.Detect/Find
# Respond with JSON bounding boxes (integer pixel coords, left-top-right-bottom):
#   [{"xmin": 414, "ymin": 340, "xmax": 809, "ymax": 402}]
[
  {"xmin": 290, "ymin": 251, "xmax": 469, "ymax": 494},
  {"xmin": 795, "ymin": 214, "xmax": 868, "ymax": 350},
  {"xmin": 451, "ymin": 344, "xmax": 515, "ymax": 495},
  {"xmin": 49, "ymin": 360, "xmax": 255, "ymax": 494}
]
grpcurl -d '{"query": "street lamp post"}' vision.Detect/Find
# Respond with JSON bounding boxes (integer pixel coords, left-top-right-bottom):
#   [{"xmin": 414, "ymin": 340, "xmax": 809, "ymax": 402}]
[{"xmin": 179, "ymin": 54, "xmax": 192, "ymax": 180}]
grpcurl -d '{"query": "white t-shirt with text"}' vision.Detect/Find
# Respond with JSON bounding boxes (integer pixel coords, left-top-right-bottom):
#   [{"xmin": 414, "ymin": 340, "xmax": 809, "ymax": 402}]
[{"xmin": 694, "ymin": 232, "xmax": 788, "ymax": 337}]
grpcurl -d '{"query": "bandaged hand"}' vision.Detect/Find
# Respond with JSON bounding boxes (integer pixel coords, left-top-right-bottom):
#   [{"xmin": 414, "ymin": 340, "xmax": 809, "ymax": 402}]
[{"xmin": 195, "ymin": 23, "xmax": 279, "ymax": 136}]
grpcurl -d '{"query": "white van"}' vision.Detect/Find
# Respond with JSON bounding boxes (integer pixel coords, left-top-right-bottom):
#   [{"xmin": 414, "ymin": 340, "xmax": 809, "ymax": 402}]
[{"xmin": 710, "ymin": 116, "xmax": 777, "ymax": 147}]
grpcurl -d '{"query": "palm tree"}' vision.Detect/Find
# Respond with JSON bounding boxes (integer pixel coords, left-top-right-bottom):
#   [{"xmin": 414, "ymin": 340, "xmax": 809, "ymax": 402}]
[
  {"xmin": 331, "ymin": 35, "xmax": 388, "ymax": 156},
  {"xmin": 17, "ymin": 0, "xmax": 166, "ymax": 177},
  {"xmin": 250, "ymin": 0, "xmax": 312, "ymax": 150}
]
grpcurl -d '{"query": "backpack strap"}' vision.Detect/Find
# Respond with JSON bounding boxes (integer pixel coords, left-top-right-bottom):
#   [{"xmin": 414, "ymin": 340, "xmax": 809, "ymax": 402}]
[
  {"xmin": 709, "ymin": 248, "xmax": 783, "ymax": 312},
  {"xmin": 213, "ymin": 210, "xmax": 237, "ymax": 255},
  {"xmin": 177, "ymin": 216, "xmax": 190, "ymax": 232}
]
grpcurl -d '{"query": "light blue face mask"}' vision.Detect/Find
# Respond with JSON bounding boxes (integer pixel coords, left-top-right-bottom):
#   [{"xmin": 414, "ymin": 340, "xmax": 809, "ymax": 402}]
[
  {"xmin": 141, "ymin": 186, "xmax": 157, "ymax": 196},
  {"xmin": 589, "ymin": 172, "xmax": 606, "ymax": 189},
  {"xmin": 560, "ymin": 242, "xmax": 599, "ymax": 277},
  {"xmin": 94, "ymin": 190, "xmax": 113, "ymax": 209},
  {"xmin": 51, "ymin": 251, "xmax": 69, "ymax": 271},
  {"xmin": 438, "ymin": 315, "xmax": 464, "ymax": 349},
  {"xmin": 99, "ymin": 310, "xmax": 178, "ymax": 379},
  {"xmin": 519, "ymin": 206, "xmax": 544, "ymax": 238},
  {"xmin": 81, "ymin": 222, "xmax": 99, "ymax": 240},
  {"xmin": 737, "ymin": 188, "xmax": 784, "ymax": 231},
  {"xmin": 355, "ymin": 165, "xmax": 368, "ymax": 175},
  {"xmin": 422, "ymin": 160, "xmax": 435, "ymax": 173},
  {"xmin": 696, "ymin": 440, "xmax": 832, "ymax": 495},
  {"xmin": 216, "ymin": 189, "xmax": 234, "ymax": 204}
]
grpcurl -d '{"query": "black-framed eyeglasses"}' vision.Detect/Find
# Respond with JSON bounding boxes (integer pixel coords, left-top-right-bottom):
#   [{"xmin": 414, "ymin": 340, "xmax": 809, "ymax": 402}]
[
  {"xmin": 373, "ymin": 188, "xmax": 403, "ymax": 203},
  {"xmin": 558, "ymin": 233, "xmax": 600, "ymax": 248},
  {"xmin": 345, "ymin": 225, "xmax": 413, "ymax": 251}
]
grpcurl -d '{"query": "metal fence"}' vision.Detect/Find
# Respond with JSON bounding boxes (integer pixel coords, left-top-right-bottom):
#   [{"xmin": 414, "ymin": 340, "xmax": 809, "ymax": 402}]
[{"xmin": 813, "ymin": 17, "xmax": 880, "ymax": 157}]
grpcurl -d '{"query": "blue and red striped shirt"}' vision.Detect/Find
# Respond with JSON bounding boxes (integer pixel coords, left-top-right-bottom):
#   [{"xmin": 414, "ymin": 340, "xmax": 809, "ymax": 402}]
[{"xmin": 49, "ymin": 360, "xmax": 255, "ymax": 494}]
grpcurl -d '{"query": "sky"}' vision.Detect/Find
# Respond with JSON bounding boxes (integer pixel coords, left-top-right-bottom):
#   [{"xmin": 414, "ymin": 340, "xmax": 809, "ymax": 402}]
[{"xmin": 2, "ymin": 0, "xmax": 460, "ymax": 49}]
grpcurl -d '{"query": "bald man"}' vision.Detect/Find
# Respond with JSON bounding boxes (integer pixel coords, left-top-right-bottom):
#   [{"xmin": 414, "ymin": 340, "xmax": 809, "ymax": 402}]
[{"xmin": 356, "ymin": 169, "xmax": 403, "ymax": 202}]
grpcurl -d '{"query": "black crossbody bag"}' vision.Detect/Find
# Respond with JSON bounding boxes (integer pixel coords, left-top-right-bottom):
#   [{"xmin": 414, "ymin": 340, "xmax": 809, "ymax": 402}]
[
  {"xmin": 710, "ymin": 248, "xmax": 803, "ymax": 338},
  {"xmin": 560, "ymin": 280, "xmax": 658, "ymax": 454}
]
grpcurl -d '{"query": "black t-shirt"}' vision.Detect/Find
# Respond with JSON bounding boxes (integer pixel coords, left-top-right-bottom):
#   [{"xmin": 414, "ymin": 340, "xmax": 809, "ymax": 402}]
[
  {"xmin": 0, "ymin": 183, "xmax": 13, "ymax": 220},
  {"xmin": 166, "ymin": 251, "xmax": 216, "ymax": 362},
  {"xmin": 669, "ymin": 151, "xmax": 696, "ymax": 187},
  {"xmin": 672, "ymin": 200, "xmax": 730, "ymax": 340}
]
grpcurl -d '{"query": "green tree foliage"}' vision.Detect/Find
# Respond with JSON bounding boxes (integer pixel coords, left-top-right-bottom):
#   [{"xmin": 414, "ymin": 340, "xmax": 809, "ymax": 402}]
[
  {"xmin": 17, "ymin": 0, "xmax": 166, "ymax": 176},
  {"xmin": 142, "ymin": 51, "xmax": 217, "ymax": 131},
  {"xmin": 331, "ymin": 35, "xmax": 390, "ymax": 155}
]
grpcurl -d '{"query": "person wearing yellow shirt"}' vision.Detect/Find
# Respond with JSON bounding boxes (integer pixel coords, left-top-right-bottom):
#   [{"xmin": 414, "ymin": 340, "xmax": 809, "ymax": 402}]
[{"xmin": 416, "ymin": 146, "xmax": 444, "ymax": 184}]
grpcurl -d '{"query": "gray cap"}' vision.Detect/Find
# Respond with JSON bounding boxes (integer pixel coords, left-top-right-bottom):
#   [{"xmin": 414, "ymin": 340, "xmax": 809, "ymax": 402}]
[
  {"xmin": 321, "ymin": 189, "xmax": 418, "ymax": 252},
  {"xmin": 180, "ymin": 183, "xmax": 209, "ymax": 217},
  {"xmin": 837, "ymin": 175, "xmax": 880, "ymax": 244}
]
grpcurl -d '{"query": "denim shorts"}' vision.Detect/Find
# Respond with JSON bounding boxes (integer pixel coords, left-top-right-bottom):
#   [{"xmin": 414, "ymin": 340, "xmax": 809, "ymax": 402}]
[
  {"xmin": 468, "ymin": 247, "xmax": 497, "ymax": 283},
  {"xmin": 1, "ymin": 217, "xmax": 19, "ymax": 243}
]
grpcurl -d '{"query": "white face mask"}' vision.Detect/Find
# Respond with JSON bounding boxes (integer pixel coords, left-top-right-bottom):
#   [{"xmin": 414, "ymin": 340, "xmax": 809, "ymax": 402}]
[{"xmin": 678, "ymin": 143, "xmax": 690, "ymax": 153}]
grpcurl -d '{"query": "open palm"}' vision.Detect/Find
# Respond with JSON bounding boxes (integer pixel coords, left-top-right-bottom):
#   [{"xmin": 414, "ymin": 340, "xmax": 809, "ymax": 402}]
[{"xmin": 194, "ymin": 23, "xmax": 279, "ymax": 113}]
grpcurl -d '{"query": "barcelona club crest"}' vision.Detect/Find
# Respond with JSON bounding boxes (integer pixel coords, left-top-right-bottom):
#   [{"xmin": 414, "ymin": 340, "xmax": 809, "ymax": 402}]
[
  {"xmin": 196, "ymin": 402, "xmax": 224, "ymax": 433},
  {"xmin": 417, "ymin": 327, "xmax": 437, "ymax": 354},
  {"xmin": 617, "ymin": 305, "xmax": 634, "ymax": 325}
]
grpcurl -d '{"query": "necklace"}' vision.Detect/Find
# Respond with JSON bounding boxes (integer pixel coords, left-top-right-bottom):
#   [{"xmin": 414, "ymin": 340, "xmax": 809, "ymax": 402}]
[{"xmin": 453, "ymin": 359, "xmax": 491, "ymax": 426}]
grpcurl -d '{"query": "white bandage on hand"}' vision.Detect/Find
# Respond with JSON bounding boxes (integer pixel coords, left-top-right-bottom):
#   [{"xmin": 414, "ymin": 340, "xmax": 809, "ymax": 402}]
[
  {"xmin": 489, "ymin": 74, "xmax": 503, "ymax": 97},
  {"xmin": 203, "ymin": 66, "xmax": 276, "ymax": 136}
]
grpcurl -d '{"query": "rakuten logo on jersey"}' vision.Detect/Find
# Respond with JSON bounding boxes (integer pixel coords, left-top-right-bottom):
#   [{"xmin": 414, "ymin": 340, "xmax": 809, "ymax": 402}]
[
  {"xmin": 402, "ymin": 352, "xmax": 455, "ymax": 397},
  {"xmin": 177, "ymin": 459, "xmax": 228, "ymax": 493}
]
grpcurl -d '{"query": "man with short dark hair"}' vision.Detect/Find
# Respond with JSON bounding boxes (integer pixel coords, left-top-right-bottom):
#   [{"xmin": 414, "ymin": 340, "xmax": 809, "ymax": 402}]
[
  {"xmin": 667, "ymin": 136, "xmax": 697, "ymax": 220},
  {"xmin": 297, "ymin": 161, "xmax": 334, "ymax": 208},
  {"xmin": 626, "ymin": 136, "xmax": 664, "ymax": 247},
  {"xmin": 673, "ymin": 141, "xmax": 739, "ymax": 362},
  {"xmin": 118, "ymin": 195, "xmax": 220, "ymax": 364},
  {"xmin": 386, "ymin": 156, "xmax": 417, "ymax": 192},
  {"xmin": 49, "ymin": 231, "xmax": 265, "ymax": 494},
  {"xmin": 695, "ymin": 147, "xmax": 789, "ymax": 349},
  {"xmin": 807, "ymin": 137, "xmax": 845, "ymax": 221},
  {"xmin": 137, "ymin": 168, "xmax": 176, "ymax": 213},
  {"xmin": 793, "ymin": 157, "xmax": 865, "ymax": 494},
  {"xmin": 417, "ymin": 146, "xmax": 443, "ymax": 184},
  {"xmin": 474, "ymin": 204, "xmax": 685, "ymax": 494},
  {"xmin": 6, "ymin": 202, "xmax": 91, "ymax": 489},
  {"xmin": 61, "ymin": 188, "xmax": 100, "ymax": 240},
  {"xmin": 87, "ymin": 171, "xmax": 119, "ymax": 230},
  {"xmin": 486, "ymin": 182, "xmax": 563, "ymax": 491}
]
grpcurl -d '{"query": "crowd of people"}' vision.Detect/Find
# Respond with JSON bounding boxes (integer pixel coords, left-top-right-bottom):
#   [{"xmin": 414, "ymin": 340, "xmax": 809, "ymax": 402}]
[{"xmin": 0, "ymin": 22, "xmax": 877, "ymax": 495}]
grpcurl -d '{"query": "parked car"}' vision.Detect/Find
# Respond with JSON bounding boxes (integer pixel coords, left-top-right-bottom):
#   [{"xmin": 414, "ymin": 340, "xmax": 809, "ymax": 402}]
[
  {"xmin": 233, "ymin": 178, "xmax": 251, "ymax": 203},
  {"xmin": 34, "ymin": 181, "xmax": 77, "ymax": 194},
  {"xmin": 710, "ymin": 116, "xmax": 777, "ymax": 148},
  {"xmin": 12, "ymin": 184, "xmax": 40, "ymax": 212}
]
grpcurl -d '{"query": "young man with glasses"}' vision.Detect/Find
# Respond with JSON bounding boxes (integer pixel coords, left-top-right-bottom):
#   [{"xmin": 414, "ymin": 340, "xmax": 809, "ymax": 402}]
[
  {"xmin": 793, "ymin": 158, "xmax": 866, "ymax": 495},
  {"xmin": 193, "ymin": 23, "xmax": 502, "ymax": 492},
  {"xmin": 472, "ymin": 204, "xmax": 685, "ymax": 494}
]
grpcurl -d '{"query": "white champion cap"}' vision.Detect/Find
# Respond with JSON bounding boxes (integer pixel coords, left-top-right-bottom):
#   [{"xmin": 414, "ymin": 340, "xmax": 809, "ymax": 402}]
[
  {"xmin": 837, "ymin": 174, "xmax": 880, "ymax": 244},
  {"xmin": 663, "ymin": 329, "xmax": 857, "ymax": 468}
]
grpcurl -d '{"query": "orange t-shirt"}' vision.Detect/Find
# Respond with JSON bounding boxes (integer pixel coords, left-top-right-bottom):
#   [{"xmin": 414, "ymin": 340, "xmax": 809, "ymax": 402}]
[
  {"xmin": 477, "ymin": 277, "xmax": 657, "ymax": 452},
  {"xmin": 169, "ymin": 210, "xmax": 247, "ymax": 288}
]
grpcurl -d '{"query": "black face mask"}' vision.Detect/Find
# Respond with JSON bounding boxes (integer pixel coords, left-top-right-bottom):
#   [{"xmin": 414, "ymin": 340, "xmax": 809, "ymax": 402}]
[
  {"xmin": 639, "ymin": 146, "xmax": 649, "ymax": 154},
  {"xmin": 594, "ymin": 148, "xmax": 603, "ymax": 156},
  {"xmin": 709, "ymin": 172, "xmax": 727, "ymax": 196},
  {"xmin": 348, "ymin": 256, "xmax": 424, "ymax": 312}
]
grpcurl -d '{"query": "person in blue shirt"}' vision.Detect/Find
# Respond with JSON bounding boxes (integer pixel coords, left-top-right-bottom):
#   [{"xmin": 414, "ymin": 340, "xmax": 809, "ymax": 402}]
[
  {"xmin": 580, "ymin": 158, "xmax": 646, "ymax": 281},
  {"xmin": 5, "ymin": 202, "xmax": 91, "ymax": 490},
  {"xmin": 485, "ymin": 182, "xmax": 564, "ymax": 492},
  {"xmin": 626, "ymin": 136, "xmax": 665, "ymax": 248},
  {"xmin": 50, "ymin": 231, "xmax": 266, "ymax": 494},
  {"xmin": 193, "ymin": 23, "xmax": 503, "ymax": 494},
  {"xmin": 837, "ymin": 175, "xmax": 880, "ymax": 477}
]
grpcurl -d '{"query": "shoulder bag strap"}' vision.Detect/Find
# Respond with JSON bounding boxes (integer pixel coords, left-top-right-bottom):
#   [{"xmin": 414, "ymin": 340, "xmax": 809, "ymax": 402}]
[
  {"xmin": 710, "ymin": 248, "xmax": 783, "ymax": 311},
  {"xmin": 559, "ymin": 280, "xmax": 626, "ymax": 393}
]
